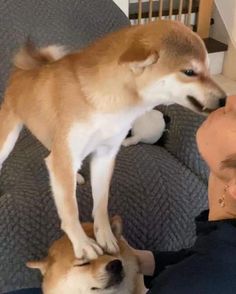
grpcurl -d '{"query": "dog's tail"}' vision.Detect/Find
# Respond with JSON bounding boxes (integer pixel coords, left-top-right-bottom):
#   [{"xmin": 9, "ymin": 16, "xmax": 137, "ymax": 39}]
[{"xmin": 13, "ymin": 40, "xmax": 67, "ymax": 70}]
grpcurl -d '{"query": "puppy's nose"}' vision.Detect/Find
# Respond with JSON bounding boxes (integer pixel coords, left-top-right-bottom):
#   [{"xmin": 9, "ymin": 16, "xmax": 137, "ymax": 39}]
[
  {"xmin": 219, "ymin": 97, "xmax": 227, "ymax": 107},
  {"xmin": 106, "ymin": 260, "xmax": 123, "ymax": 274}
]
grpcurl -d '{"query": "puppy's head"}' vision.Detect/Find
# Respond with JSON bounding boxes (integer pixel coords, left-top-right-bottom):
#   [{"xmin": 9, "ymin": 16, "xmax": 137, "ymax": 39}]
[
  {"xmin": 120, "ymin": 20, "xmax": 226, "ymax": 114},
  {"xmin": 27, "ymin": 217, "xmax": 143, "ymax": 294}
]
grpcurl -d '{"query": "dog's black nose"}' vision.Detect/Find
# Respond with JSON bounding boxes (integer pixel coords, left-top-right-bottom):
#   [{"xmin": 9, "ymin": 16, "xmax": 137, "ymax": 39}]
[
  {"xmin": 106, "ymin": 260, "xmax": 123, "ymax": 274},
  {"xmin": 219, "ymin": 97, "xmax": 227, "ymax": 107}
]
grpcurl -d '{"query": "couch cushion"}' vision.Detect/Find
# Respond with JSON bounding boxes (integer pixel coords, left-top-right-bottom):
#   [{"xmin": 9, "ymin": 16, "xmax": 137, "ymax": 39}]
[
  {"xmin": 158, "ymin": 105, "xmax": 209, "ymax": 184},
  {"xmin": 0, "ymin": 0, "xmax": 130, "ymax": 103}
]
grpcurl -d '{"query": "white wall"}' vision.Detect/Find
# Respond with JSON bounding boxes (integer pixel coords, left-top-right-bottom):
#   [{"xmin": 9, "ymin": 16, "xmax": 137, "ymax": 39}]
[
  {"xmin": 113, "ymin": 0, "xmax": 129, "ymax": 16},
  {"xmin": 213, "ymin": 0, "xmax": 236, "ymax": 80},
  {"xmin": 215, "ymin": 0, "xmax": 236, "ymax": 48}
]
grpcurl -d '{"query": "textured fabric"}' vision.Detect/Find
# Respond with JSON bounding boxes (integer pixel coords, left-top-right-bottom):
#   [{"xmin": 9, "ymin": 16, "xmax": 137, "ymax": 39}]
[
  {"xmin": 0, "ymin": 1, "xmax": 208, "ymax": 292},
  {"xmin": 4, "ymin": 289, "xmax": 42, "ymax": 294},
  {"xmin": 158, "ymin": 105, "xmax": 209, "ymax": 183},
  {"xmin": 0, "ymin": 0, "xmax": 129, "ymax": 104}
]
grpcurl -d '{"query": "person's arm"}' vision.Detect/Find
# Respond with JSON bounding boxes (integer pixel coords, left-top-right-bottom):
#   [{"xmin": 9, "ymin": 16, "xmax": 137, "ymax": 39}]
[{"xmin": 134, "ymin": 249, "xmax": 193, "ymax": 288}]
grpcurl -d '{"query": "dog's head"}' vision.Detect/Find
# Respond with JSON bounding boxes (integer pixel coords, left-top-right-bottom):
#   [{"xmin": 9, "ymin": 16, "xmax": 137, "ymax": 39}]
[
  {"xmin": 27, "ymin": 217, "xmax": 144, "ymax": 294},
  {"xmin": 120, "ymin": 20, "xmax": 226, "ymax": 114}
]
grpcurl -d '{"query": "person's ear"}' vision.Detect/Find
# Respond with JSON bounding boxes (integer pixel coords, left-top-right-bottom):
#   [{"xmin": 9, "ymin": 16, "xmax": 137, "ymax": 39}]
[
  {"xmin": 119, "ymin": 41, "xmax": 158, "ymax": 75},
  {"xmin": 26, "ymin": 258, "xmax": 48, "ymax": 275},
  {"xmin": 111, "ymin": 215, "xmax": 123, "ymax": 239}
]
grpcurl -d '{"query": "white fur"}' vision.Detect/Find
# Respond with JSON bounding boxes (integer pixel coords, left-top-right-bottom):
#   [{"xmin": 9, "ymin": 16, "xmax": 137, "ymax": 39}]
[
  {"xmin": 76, "ymin": 173, "xmax": 85, "ymax": 184},
  {"xmin": 65, "ymin": 106, "xmax": 152, "ymax": 258},
  {"xmin": 45, "ymin": 154, "xmax": 103, "ymax": 262},
  {"xmin": 122, "ymin": 110, "xmax": 166, "ymax": 146},
  {"xmin": 0, "ymin": 123, "xmax": 22, "ymax": 171},
  {"xmin": 90, "ymin": 146, "xmax": 121, "ymax": 254},
  {"xmin": 40, "ymin": 45, "xmax": 67, "ymax": 61}
]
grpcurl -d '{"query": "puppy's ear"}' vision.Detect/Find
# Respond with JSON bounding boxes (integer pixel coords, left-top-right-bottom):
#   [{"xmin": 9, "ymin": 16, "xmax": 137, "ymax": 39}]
[
  {"xmin": 111, "ymin": 215, "xmax": 123, "ymax": 239},
  {"xmin": 119, "ymin": 41, "xmax": 158, "ymax": 75},
  {"xmin": 26, "ymin": 258, "xmax": 48, "ymax": 275}
]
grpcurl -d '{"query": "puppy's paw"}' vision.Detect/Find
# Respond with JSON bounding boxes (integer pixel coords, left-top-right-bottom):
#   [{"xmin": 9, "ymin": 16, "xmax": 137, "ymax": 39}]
[
  {"xmin": 95, "ymin": 224, "xmax": 119, "ymax": 254},
  {"xmin": 77, "ymin": 173, "xmax": 85, "ymax": 185},
  {"xmin": 122, "ymin": 136, "xmax": 139, "ymax": 147},
  {"xmin": 73, "ymin": 237, "xmax": 103, "ymax": 265},
  {"xmin": 122, "ymin": 138, "xmax": 132, "ymax": 147}
]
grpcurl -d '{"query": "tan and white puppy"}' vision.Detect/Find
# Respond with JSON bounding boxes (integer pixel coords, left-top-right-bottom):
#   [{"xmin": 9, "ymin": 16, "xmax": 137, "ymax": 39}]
[
  {"xmin": 27, "ymin": 218, "xmax": 145, "ymax": 294},
  {"xmin": 0, "ymin": 20, "xmax": 225, "ymax": 263}
]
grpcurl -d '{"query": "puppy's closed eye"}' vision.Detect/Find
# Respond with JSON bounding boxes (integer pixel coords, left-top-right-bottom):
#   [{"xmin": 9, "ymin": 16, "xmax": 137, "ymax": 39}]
[{"xmin": 74, "ymin": 261, "xmax": 91, "ymax": 267}]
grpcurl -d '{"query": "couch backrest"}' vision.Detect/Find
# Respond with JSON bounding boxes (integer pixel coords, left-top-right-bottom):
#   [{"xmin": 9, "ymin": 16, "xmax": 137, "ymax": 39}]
[{"xmin": 0, "ymin": 0, "xmax": 129, "ymax": 103}]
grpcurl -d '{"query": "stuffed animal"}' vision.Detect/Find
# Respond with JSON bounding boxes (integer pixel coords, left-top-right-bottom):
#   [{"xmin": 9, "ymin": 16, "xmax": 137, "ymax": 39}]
[{"xmin": 122, "ymin": 110, "xmax": 166, "ymax": 147}]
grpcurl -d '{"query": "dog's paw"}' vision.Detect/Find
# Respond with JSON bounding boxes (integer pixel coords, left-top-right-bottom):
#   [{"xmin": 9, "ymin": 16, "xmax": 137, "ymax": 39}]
[
  {"xmin": 122, "ymin": 138, "xmax": 131, "ymax": 147},
  {"xmin": 77, "ymin": 173, "xmax": 85, "ymax": 185},
  {"xmin": 95, "ymin": 224, "xmax": 119, "ymax": 254},
  {"xmin": 73, "ymin": 237, "xmax": 103, "ymax": 265},
  {"xmin": 122, "ymin": 136, "xmax": 139, "ymax": 147}
]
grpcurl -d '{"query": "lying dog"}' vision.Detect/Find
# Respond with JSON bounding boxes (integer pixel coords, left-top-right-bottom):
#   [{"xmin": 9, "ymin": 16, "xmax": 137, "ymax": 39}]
[
  {"xmin": 27, "ymin": 217, "xmax": 145, "ymax": 294},
  {"xmin": 0, "ymin": 20, "xmax": 225, "ymax": 263}
]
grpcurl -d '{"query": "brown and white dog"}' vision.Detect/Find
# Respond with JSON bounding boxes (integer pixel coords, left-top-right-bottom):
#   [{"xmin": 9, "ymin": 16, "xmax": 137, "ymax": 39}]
[
  {"xmin": 27, "ymin": 217, "xmax": 145, "ymax": 294},
  {"xmin": 0, "ymin": 20, "xmax": 225, "ymax": 263}
]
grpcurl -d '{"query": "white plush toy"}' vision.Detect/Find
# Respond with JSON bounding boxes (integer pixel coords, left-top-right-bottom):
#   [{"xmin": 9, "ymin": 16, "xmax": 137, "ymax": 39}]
[{"xmin": 122, "ymin": 109, "xmax": 166, "ymax": 147}]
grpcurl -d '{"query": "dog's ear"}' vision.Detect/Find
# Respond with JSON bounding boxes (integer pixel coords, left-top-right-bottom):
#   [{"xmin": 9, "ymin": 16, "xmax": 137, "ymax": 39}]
[
  {"xmin": 111, "ymin": 215, "xmax": 123, "ymax": 239},
  {"xmin": 26, "ymin": 258, "xmax": 48, "ymax": 275},
  {"xmin": 119, "ymin": 41, "xmax": 158, "ymax": 75}
]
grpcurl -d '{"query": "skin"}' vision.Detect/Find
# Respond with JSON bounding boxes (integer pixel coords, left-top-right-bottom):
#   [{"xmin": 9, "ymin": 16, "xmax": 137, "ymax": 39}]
[{"xmin": 134, "ymin": 95, "xmax": 236, "ymax": 276}]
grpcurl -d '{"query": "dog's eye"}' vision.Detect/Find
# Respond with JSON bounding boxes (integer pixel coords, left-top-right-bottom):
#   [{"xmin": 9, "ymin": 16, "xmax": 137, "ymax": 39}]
[
  {"xmin": 182, "ymin": 69, "xmax": 198, "ymax": 77},
  {"xmin": 74, "ymin": 262, "xmax": 91, "ymax": 267}
]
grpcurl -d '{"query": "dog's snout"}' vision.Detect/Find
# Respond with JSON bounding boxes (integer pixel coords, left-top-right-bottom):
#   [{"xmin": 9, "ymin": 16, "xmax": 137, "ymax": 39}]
[
  {"xmin": 219, "ymin": 97, "xmax": 227, "ymax": 107},
  {"xmin": 106, "ymin": 260, "xmax": 123, "ymax": 274}
]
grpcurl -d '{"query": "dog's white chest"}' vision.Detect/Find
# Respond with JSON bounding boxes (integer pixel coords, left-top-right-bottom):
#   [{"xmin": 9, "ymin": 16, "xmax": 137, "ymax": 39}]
[
  {"xmin": 94, "ymin": 114, "xmax": 129, "ymax": 139},
  {"xmin": 92, "ymin": 108, "xmax": 148, "ymax": 141},
  {"xmin": 68, "ymin": 107, "xmax": 147, "ymax": 165}
]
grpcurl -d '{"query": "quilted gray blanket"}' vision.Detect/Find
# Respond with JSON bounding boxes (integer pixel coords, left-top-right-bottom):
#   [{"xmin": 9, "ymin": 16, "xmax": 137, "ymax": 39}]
[{"xmin": 0, "ymin": 0, "xmax": 208, "ymax": 292}]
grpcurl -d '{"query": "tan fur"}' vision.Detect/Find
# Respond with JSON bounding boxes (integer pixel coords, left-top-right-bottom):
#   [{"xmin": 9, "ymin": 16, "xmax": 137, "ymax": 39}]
[
  {"xmin": 0, "ymin": 20, "xmax": 226, "ymax": 262},
  {"xmin": 27, "ymin": 219, "xmax": 146, "ymax": 294}
]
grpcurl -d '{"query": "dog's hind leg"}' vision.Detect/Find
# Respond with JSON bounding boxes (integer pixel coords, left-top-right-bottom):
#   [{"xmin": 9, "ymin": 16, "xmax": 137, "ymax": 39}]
[{"xmin": 0, "ymin": 104, "xmax": 23, "ymax": 172}]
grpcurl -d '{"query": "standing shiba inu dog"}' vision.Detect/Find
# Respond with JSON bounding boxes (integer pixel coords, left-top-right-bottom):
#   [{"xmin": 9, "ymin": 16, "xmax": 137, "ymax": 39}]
[
  {"xmin": 27, "ymin": 218, "xmax": 145, "ymax": 294},
  {"xmin": 0, "ymin": 20, "xmax": 225, "ymax": 263}
]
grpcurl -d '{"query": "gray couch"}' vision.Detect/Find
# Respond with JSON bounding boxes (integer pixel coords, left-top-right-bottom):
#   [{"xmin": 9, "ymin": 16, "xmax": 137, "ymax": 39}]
[{"xmin": 0, "ymin": 0, "xmax": 208, "ymax": 292}]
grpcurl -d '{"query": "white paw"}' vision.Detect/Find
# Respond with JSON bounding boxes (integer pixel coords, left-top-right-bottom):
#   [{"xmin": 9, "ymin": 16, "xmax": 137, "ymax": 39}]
[
  {"xmin": 95, "ymin": 223, "xmax": 119, "ymax": 254},
  {"xmin": 77, "ymin": 173, "xmax": 85, "ymax": 185},
  {"xmin": 73, "ymin": 237, "xmax": 103, "ymax": 265},
  {"xmin": 122, "ymin": 136, "xmax": 139, "ymax": 147},
  {"xmin": 122, "ymin": 138, "xmax": 132, "ymax": 147}
]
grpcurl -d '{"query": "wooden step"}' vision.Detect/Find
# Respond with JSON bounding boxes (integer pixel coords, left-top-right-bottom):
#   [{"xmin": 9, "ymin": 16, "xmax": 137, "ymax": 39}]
[{"xmin": 204, "ymin": 38, "xmax": 228, "ymax": 53}]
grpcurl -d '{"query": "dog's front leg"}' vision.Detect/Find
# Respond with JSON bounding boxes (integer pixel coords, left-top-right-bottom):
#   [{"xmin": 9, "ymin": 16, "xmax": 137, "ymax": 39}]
[
  {"xmin": 45, "ymin": 149, "xmax": 102, "ymax": 264},
  {"xmin": 91, "ymin": 145, "xmax": 120, "ymax": 254}
]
